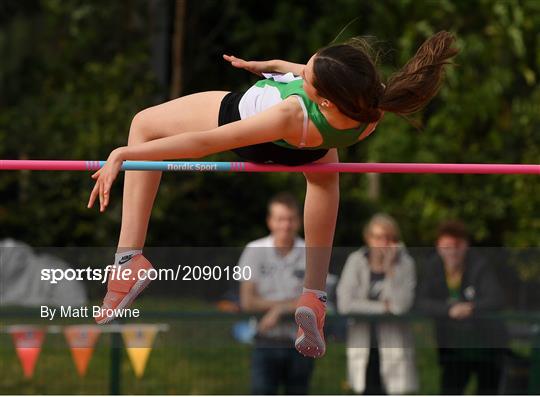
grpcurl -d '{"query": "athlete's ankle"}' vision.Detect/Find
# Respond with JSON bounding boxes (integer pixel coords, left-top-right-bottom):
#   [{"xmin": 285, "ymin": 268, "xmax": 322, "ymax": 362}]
[
  {"xmin": 302, "ymin": 288, "xmax": 327, "ymax": 304},
  {"xmin": 114, "ymin": 249, "xmax": 142, "ymax": 267}
]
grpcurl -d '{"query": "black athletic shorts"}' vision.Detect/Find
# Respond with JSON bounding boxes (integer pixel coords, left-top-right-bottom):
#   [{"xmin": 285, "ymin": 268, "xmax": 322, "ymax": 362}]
[{"xmin": 218, "ymin": 92, "xmax": 328, "ymax": 166}]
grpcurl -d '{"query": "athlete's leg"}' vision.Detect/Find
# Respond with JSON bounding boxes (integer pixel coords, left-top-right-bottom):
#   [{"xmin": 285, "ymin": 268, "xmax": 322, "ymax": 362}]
[
  {"xmin": 95, "ymin": 91, "xmax": 229, "ymax": 324},
  {"xmin": 295, "ymin": 149, "xmax": 339, "ymax": 357},
  {"xmin": 302, "ymin": 149, "xmax": 339, "ymax": 290},
  {"xmin": 118, "ymin": 91, "xmax": 229, "ymax": 250}
]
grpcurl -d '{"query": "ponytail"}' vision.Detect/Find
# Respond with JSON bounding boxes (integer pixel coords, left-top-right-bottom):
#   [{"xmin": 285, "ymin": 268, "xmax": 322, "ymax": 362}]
[{"xmin": 379, "ymin": 31, "xmax": 459, "ymax": 115}]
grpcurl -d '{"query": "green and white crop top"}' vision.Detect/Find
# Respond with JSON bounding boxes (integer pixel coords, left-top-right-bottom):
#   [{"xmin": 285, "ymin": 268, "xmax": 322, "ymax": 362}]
[{"xmin": 238, "ymin": 72, "xmax": 377, "ymax": 150}]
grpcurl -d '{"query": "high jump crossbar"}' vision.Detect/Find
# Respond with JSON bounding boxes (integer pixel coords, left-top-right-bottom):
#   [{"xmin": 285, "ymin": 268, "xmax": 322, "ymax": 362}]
[{"xmin": 0, "ymin": 160, "xmax": 538, "ymax": 174}]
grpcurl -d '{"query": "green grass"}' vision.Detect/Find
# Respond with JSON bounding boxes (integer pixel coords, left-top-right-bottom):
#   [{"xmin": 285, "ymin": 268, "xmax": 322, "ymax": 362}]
[
  {"xmin": 2, "ymin": 301, "xmax": 530, "ymax": 394},
  {"xmin": 0, "ymin": 317, "xmax": 442, "ymax": 394}
]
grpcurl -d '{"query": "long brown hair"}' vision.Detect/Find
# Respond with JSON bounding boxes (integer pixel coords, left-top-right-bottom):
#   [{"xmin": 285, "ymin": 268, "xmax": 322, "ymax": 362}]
[{"xmin": 313, "ymin": 31, "xmax": 459, "ymax": 123}]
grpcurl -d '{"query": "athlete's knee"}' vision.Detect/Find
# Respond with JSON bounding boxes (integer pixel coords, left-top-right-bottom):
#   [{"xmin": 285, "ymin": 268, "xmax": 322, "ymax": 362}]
[
  {"xmin": 304, "ymin": 170, "xmax": 339, "ymax": 186},
  {"xmin": 128, "ymin": 110, "xmax": 153, "ymax": 145}
]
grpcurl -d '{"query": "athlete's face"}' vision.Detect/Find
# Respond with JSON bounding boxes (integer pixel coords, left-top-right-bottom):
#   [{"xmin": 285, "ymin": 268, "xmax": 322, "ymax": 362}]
[{"xmin": 302, "ymin": 55, "xmax": 322, "ymax": 103}]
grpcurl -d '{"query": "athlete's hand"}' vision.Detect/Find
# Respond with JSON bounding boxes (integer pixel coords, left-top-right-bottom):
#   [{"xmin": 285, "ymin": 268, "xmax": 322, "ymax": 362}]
[
  {"xmin": 223, "ymin": 54, "xmax": 269, "ymax": 76},
  {"xmin": 87, "ymin": 148, "xmax": 125, "ymax": 212}
]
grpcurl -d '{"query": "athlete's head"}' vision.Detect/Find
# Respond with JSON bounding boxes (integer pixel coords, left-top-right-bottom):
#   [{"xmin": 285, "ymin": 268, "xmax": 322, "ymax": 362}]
[{"xmin": 304, "ymin": 31, "xmax": 459, "ymax": 124}]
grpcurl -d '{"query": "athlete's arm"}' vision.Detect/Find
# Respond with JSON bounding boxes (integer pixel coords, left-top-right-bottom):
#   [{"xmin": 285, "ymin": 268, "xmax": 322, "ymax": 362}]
[
  {"xmin": 357, "ymin": 111, "xmax": 384, "ymax": 142},
  {"xmin": 223, "ymin": 55, "xmax": 305, "ymax": 77},
  {"xmin": 271, "ymin": 60, "xmax": 305, "ymax": 76},
  {"xmin": 356, "ymin": 121, "xmax": 379, "ymax": 142},
  {"xmin": 88, "ymin": 98, "xmax": 302, "ymax": 211}
]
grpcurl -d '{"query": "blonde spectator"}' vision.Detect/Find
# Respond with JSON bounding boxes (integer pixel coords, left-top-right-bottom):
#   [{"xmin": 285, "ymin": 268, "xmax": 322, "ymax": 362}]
[{"xmin": 337, "ymin": 213, "xmax": 418, "ymax": 394}]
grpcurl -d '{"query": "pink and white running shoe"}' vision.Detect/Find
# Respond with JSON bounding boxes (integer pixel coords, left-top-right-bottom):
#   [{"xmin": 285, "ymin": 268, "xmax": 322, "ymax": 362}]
[
  {"xmin": 294, "ymin": 291, "xmax": 327, "ymax": 358},
  {"xmin": 94, "ymin": 254, "xmax": 153, "ymax": 324}
]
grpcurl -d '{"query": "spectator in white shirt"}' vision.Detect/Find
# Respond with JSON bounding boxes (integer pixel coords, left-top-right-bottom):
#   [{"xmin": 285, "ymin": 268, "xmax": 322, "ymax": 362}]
[{"xmin": 239, "ymin": 192, "xmax": 314, "ymax": 395}]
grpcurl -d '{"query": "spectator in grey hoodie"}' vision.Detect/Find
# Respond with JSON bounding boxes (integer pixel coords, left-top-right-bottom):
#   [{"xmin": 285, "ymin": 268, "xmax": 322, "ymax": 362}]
[{"xmin": 337, "ymin": 214, "xmax": 418, "ymax": 395}]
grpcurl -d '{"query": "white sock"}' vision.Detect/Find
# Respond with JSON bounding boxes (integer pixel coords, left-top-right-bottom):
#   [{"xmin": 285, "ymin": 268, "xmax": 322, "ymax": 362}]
[
  {"xmin": 114, "ymin": 249, "xmax": 142, "ymax": 267},
  {"xmin": 303, "ymin": 288, "xmax": 327, "ymax": 303}
]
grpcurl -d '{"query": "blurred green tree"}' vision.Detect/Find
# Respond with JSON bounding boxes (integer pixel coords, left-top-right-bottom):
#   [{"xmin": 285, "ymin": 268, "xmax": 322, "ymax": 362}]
[{"xmin": 0, "ymin": 0, "xmax": 538, "ymax": 254}]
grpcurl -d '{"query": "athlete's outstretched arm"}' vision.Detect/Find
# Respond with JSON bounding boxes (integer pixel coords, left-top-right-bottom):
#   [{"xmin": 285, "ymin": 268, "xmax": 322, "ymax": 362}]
[
  {"xmin": 88, "ymin": 99, "xmax": 301, "ymax": 211},
  {"xmin": 272, "ymin": 59, "xmax": 306, "ymax": 76},
  {"xmin": 223, "ymin": 55, "xmax": 305, "ymax": 76}
]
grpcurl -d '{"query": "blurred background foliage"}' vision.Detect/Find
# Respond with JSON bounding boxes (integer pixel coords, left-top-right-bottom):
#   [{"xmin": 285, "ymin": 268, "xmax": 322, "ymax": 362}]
[{"xmin": 0, "ymin": 0, "xmax": 538, "ymax": 251}]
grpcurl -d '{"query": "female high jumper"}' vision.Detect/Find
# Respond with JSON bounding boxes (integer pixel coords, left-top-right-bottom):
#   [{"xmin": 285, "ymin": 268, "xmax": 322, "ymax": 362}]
[{"xmin": 88, "ymin": 31, "xmax": 458, "ymax": 358}]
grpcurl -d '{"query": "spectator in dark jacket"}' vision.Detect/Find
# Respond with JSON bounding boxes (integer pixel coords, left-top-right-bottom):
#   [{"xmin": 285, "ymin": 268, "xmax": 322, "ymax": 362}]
[{"xmin": 416, "ymin": 220, "xmax": 508, "ymax": 395}]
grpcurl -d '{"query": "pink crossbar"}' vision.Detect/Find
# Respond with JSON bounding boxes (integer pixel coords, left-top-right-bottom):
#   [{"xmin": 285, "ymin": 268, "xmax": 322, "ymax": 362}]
[
  {"xmin": 0, "ymin": 160, "xmax": 538, "ymax": 174},
  {"xmin": 243, "ymin": 162, "xmax": 540, "ymax": 174}
]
